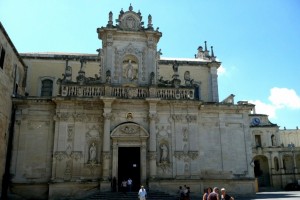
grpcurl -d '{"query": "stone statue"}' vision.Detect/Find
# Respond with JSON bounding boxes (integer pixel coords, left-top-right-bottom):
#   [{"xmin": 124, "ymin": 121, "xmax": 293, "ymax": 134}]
[
  {"xmin": 89, "ymin": 143, "xmax": 97, "ymax": 162},
  {"xmin": 160, "ymin": 144, "xmax": 168, "ymax": 162},
  {"xmin": 124, "ymin": 60, "xmax": 137, "ymax": 81},
  {"xmin": 172, "ymin": 61, "xmax": 179, "ymax": 73},
  {"xmin": 126, "ymin": 60, "xmax": 133, "ymax": 79},
  {"xmin": 150, "ymin": 72, "xmax": 155, "ymax": 85},
  {"xmin": 106, "ymin": 70, "xmax": 111, "ymax": 83}
]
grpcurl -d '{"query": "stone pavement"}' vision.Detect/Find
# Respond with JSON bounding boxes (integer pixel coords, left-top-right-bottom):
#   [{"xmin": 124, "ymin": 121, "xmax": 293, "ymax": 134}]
[{"xmin": 236, "ymin": 191, "xmax": 300, "ymax": 200}]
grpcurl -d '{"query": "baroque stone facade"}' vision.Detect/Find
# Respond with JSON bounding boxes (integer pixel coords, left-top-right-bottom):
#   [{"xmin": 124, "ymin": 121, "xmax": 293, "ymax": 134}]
[{"xmin": 0, "ymin": 4, "xmax": 299, "ymax": 200}]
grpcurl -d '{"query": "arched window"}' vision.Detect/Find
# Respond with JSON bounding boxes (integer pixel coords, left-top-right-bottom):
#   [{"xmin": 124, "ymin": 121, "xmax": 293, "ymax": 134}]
[{"xmin": 41, "ymin": 79, "xmax": 53, "ymax": 96}]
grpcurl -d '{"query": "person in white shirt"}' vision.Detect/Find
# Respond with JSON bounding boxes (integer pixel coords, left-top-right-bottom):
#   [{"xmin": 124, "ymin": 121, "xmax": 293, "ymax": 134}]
[
  {"xmin": 127, "ymin": 178, "xmax": 133, "ymax": 192},
  {"xmin": 138, "ymin": 185, "xmax": 147, "ymax": 200}
]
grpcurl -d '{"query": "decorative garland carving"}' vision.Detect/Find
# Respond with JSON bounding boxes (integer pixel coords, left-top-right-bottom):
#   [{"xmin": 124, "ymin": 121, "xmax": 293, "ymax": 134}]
[
  {"xmin": 56, "ymin": 112, "xmax": 71, "ymax": 121},
  {"xmin": 186, "ymin": 115, "xmax": 197, "ymax": 123},
  {"xmin": 148, "ymin": 152, "xmax": 157, "ymax": 160},
  {"xmin": 172, "ymin": 114, "xmax": 183, "ymax": 122},
  {"xmin": 174, "ymin": 151, "xmax": 199, "ymax": 160}
]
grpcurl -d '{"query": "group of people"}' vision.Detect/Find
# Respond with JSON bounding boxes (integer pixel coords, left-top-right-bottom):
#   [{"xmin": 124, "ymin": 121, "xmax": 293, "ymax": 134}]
[
  {"xmin": 177, "ymin": 185, "xmax": 191, "ymax": 200},
  {"xmin": 119, "ymin": 178, "xmax": 147, "ymax": 200},
  {"xmin": 203, "ymin": 187, "xmax": 234, "ymax": 200},
  {"xmin": 120, "ymin": 178, "xmax": 133, "ymax": 194}
]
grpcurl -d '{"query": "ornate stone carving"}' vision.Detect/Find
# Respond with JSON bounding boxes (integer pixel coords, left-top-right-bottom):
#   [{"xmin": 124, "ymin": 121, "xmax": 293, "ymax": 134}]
[
  {"xmin": 73, "ymin": 112, "xmax": 86, "ymax": 122},
  {"xmin": 54, "ymin": 151, "xmax": 67, "ymax": 161},
  {"xmin": 174, "ymin": 151, "xmax": 198, "ymax": 160},
  {"xmin": 126, "ymin": 112, "xmax": 133, "ymax": 120},
  {"xmin": 148, "ymin": 113, "xmax": 158, "ymax": 121},
  {"xmin": 67, "ymin": 124, "xmax": 74, "ymax": 141},
  {"xmin": 172, "ymin": 114, "xmax": 183, "ymax": 122},
  {"xmin": 85, "ymin": 162, "xmax": 100, "ymax": 175},
  {"xmin": 56, "ymin": 112, "xmax": 70, "ymax": 121},
  {"xmin": 27, "ymin": 121, "xmax": 49, "ymax": 130},
  {"xmin": 103, "ymin": 113, "xmax": 113, "ymax": 120},
  {"xmin": 102, "ymin": 152, "xmax": 111, "ymax": 159},
  {"xmin": 148, "ymin": 152, "xmax": 157, "ymax": 160},
  {"xmin": 54, "ymin": 149, "xmax": 83, "ymax": 161},
  {"xmin": 121, "ymin": 125, "xmax": 138, "ymax": 135},
  {"xmin": 156, "ymin": 125, "xmax": 171, "ymax": 137},
  {"xmin": 64, "ymin": 160, "xmax": 72, "ymax": 178},
  {"xmin": 159, "ymin": 143, "xmax": 169, "ymax": 163},
  {"xmin": 88, "ymin": 142, "xmax": 97, "ymax": 163},
  {"xmin": 157, "ymin": 161, "xmax": 171, "ymax": 173},
  {"xmin": 186, "ymin": 115, "xmax": 197, "ymax": 123},
  {"xmin": 70, "ymin": 151, "xmax": 83, "ymax": 161},
  {"xmin": 182, "ymin": 127, "xmax": 189, "ymax": 142}
]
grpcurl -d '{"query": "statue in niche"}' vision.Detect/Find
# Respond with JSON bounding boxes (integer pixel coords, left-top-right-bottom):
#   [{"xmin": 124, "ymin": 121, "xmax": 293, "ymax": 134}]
[
  {"xmin": 150, "ymin": 72, "xmax": 155, "ymax": 85},
  {"xmin": 89, "ymin": 143, "xmax": 97, "ymax": 163},
  {"xmin": 123, "ymin": 60, "xmax": 138, "ymax": 81},
  {"xmin": 160, "ymin": 144, "xmax": 168, "ymax": 162},
  {"xmin": 106, "ymin": 70, "xmax": 111, "ymax": 83},
  {"xmin": 127, "ymin": 60, "xmax": 133, "ymax": 79}
]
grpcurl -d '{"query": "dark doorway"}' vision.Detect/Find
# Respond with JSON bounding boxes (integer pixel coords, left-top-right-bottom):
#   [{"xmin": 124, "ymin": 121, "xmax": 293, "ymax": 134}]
[{"xmin": 118, "ymin": 147, "xmax": 140, "ymax": 192}]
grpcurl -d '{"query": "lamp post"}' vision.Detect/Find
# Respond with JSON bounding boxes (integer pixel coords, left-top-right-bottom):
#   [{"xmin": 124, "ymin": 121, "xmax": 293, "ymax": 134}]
[{"xmin": 288, "ymin": 143, "xmax": 296, "ymax": 184}]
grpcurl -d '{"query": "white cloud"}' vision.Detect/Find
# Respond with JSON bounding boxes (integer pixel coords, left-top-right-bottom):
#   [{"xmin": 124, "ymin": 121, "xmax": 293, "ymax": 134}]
[
  {"xmin": 218, "ymin": 65, "xmax": 226, "ymax": 75},
  {"xmin": 249, "ymin": 100, "xmax": 277, "ymax": 118},
  {"xmin": 249, "ymin": 87, "xmax": 300, "ymax": 119},
  {"xmin": 268, "ymin": 87, "xmax": 300, "ymax": 109}
]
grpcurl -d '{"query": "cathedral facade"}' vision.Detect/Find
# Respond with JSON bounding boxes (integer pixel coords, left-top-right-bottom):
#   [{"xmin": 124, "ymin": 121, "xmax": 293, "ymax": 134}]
[{"xmin": 1, "ymin": 5, "xmax": 298, "ymax": 200}]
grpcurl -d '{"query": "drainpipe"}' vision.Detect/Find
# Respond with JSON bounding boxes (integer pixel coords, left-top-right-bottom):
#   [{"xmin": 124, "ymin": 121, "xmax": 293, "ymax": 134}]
[{"xmin": 1, "ymin": 105, "xmax": 16, "ymax": 200}]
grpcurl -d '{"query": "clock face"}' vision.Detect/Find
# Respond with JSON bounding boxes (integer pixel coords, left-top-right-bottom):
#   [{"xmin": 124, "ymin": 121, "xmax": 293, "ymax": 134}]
[{"xmin": 252, "ymin": 117, "xmax": 261, "ymax": 125}]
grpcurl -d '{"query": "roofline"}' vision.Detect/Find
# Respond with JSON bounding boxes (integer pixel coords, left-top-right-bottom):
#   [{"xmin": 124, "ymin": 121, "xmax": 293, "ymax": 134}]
[{"xmin": 0, "ymin": 22, "xmax": 26, "ymax": 67}]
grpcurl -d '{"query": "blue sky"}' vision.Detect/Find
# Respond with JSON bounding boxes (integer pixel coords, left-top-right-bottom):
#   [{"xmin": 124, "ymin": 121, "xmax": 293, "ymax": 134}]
[{"xmin": 0, "ymin": 0, "xmax": 299, "ymax": 129}]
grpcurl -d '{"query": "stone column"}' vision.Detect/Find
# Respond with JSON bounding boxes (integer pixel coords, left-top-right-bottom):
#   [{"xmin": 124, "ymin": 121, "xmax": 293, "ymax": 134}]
[
  {"xmin": 101, "ymin": 97, "xmax": 115, "ymax": 182},
  {"xmin": 208, "ymin": 62, "xmax": 220, "ymax": 102},
  {"xmin": 141, "ymin": 142, "xmax": 147, "ymax": 185},
  {"xmin": 146, "ymin": 98, "xmax": 160, "ymax": 179}
]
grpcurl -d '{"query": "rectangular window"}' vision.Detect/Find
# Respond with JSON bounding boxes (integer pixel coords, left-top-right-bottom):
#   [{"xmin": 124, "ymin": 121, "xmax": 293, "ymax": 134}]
[
  {"xmin": 41, "ymin": 79, "xmax": 53, "ymax": 96},
  {"xmin": 0, "ymin": 48, "xmax": 5, "ymax": 69}
]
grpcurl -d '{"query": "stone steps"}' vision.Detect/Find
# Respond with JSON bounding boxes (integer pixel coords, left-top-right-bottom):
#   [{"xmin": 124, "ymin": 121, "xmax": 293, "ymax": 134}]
[{"xmin": 87, "ymin": 191, "xmax": 177, "ymax": 200}]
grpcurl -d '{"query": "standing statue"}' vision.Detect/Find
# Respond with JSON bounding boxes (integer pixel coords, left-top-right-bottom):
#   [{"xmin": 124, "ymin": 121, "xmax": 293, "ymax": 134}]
[
  {"xmin": 89, "ymin": 143, "xmax": 97, "ymax": 162},
  {"xmin": 126, "ymin": 60, "xmax": 133, "ymax": 80},
  {"xmin": 172, "ymin": 61, "xmax": 179, "ymax": 73},
  {"xmin": 160, "ymin": 144, "xmax": 168, "ymax": 162}
]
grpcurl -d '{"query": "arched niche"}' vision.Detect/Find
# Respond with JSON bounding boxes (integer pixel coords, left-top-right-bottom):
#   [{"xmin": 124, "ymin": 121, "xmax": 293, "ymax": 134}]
[{"xmin": 122, "ymin": 55, "xmax": 139, "ymax": 85}]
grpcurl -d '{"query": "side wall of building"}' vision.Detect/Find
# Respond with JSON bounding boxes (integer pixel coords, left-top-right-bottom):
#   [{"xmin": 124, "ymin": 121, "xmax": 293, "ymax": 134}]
[{"xmin": 0, "ymin": 23, "xmax": 26, "ymax": 197}]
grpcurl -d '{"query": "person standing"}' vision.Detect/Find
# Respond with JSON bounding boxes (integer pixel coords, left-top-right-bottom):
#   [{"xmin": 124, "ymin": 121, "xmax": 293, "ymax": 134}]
[
  {"xmin": 138, "ymin": 185, "xmax": 147, "ymax": 200},
  {"xmin": 220, "ymin": 188, "xmax": 234, "ymax": 200},
  {"xmin": 121, "ymin": 179, "xmax": 127, "ymax": 194},
  {"xmin": 203, "ymin": 187, "xmax": 212, "ymax": 200},
  {"xmin": 127, "ymin": 178, "xmax": 133, "ymax": 192},
  {"xmin": 208, "ymin": 187, "xmax": 219, "ymax": 200}
]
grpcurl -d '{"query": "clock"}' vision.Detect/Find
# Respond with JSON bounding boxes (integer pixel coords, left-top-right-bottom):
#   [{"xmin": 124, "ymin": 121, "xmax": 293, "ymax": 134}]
[{"xmin": 252, "ymin": 117, "xmax": 261, "ymax": 125}]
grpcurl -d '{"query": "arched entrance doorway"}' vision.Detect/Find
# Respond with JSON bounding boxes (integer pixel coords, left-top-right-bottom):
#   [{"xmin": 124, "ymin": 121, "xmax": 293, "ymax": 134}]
[
  {"xmin": 110, "ymin": 122, "xmax": 149, "ymax": 192},
  {"xmin": 253, "ymin": 155, "xmax": 270, "ymax": 187}
]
